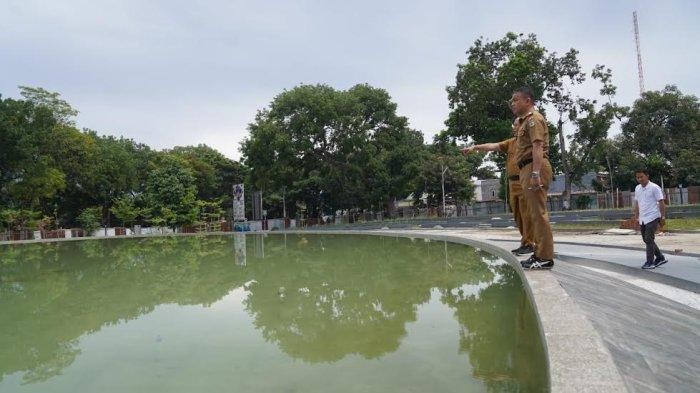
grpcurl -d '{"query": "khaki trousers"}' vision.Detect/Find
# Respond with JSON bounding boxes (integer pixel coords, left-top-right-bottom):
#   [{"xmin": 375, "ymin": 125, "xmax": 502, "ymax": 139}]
[
  {"xmin": 509, "ymin": 180, "xmax": 533, "ymax": 247},
  {"xmin": 519, "ymin": 160, "xmax": 554, "ymax": 260}
]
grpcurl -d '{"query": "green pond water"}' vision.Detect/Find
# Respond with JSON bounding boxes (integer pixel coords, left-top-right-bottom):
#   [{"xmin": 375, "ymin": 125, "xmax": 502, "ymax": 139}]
[{"xmin": 0, "ymin": 234, "xmax": 548, "ymax": 392}]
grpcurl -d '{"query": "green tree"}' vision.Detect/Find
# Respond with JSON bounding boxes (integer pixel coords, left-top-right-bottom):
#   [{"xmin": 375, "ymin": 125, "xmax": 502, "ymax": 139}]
[
  {"xmin": 563, "ymin": 65, "xmax": 627, "ymax": 202},
  {"xmin": 241, "ymin": 84, "xmax": 425, "ymax": 218},
  {"xmin": 145, "ymin": 155, "xmax": 199, "ymax": 229},
  {"xmin": 621, "ymin": 85, "xmax": 700, "ymax": 186},
  {"xmin": 0, "ymin": 208, "xmax": 41, "ymax": 231},
  {"xmin": 412, "ymin": 134, "xmax": 491, "ymax": 209},
  {"xmin": 170, "ymin": 144, "xmax": 245, "ymax": 204},
  {"xmin": 0, "ymin": 96, "xmax": 66, "ymax": 209},
  {"xmin": 445, "ymin": 33, "xmax": 584, "ymax": 171},
  {"xmin": 110, "ymin": 196, "xmax": 141, "ymax": 229},
  {"xmin": 18, "ymin": 86, "xmax": 79, "ymax": 126},
  {"xmin": 80, "ymin": 133, "xmax": 142, "ymax": 228},
  {"xmin": 77, "ymin": 207, "xmax": 102, "ymax": 236}
]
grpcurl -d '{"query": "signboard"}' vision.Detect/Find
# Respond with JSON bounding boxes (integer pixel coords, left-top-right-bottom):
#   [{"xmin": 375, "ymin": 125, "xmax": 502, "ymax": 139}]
[{"xmin": 233, "ymin": 184, "xmax": 245, "ymax": 222}]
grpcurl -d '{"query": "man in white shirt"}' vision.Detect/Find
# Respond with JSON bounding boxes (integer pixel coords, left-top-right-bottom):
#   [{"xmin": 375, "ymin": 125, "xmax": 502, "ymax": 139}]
[{"xmin": 633, "ymin": 169, "xmax": 668, "ymax": 269}]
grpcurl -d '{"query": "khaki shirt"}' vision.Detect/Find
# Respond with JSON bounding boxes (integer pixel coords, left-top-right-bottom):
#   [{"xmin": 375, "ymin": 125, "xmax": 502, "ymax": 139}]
[
  {"xmin": 514, "ymin": 110, "xmax": 549, "ymax": 163},
  {"xmin": 497, "ymin": 138, "xmax": 520, "ymax": 176}
]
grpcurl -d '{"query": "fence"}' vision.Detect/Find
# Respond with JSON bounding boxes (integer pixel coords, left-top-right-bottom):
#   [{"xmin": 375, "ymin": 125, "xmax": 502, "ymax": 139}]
[
  {"xmin": 323, "ymin": 187, "xmax": 700, "ymax": 223},
  {"xmin": 551, "ymin": 186, "xmax": 699, "ymax": 211}
]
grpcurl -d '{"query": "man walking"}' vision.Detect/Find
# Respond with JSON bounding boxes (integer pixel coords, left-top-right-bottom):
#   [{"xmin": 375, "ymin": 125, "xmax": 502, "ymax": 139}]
[
  {"xmin": 634, "ymin": 169, "xmax": 668, "ymax": 269},
  {"xmin": 510, "ymin": 87, "xmax": 555, "ymax": 269},
  {"xmin": 461, "ymin": 121, "xmax": 534, "ymax": 256}
]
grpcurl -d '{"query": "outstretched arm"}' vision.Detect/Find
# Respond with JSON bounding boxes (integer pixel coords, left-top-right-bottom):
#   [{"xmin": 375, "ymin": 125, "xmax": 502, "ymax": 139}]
[{"xmin": 461, "ymin": 143, "xmax": 501, "ymax": 155}]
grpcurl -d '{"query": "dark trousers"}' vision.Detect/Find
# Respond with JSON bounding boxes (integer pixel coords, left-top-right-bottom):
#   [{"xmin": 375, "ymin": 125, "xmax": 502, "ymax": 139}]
[{"xmin": 640, "ymin": 218, "xmax": 664, "ymax": 263}]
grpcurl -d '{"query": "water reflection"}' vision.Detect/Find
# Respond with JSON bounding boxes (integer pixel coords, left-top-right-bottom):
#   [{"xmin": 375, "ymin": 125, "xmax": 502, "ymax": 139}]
[{"xmin": 0, "ymin": 234, "xmax": 547, "ymax": 391}]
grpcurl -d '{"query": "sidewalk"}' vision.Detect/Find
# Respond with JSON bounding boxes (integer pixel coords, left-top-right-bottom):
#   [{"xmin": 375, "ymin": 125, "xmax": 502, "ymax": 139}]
[{"xmin": 458, "ymin": 228, "xmax": 700, "ymax": 286}]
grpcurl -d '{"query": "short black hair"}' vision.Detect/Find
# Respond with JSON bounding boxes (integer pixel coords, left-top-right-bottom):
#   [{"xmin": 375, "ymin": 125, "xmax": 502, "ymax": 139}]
[
  {"xmin": 634, "ymin": 168, "xmax": 649, "ymax": 176},
  {"xmin": 514, "ymin": 86, "xmax": 535, "ymax": 102}
]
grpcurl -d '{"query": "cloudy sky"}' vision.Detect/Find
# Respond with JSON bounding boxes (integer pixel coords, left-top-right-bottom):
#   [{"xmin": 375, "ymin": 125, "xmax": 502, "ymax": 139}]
[{"xmin": 2, "ymin": 0, "xmax": 697, "ymax": 160}]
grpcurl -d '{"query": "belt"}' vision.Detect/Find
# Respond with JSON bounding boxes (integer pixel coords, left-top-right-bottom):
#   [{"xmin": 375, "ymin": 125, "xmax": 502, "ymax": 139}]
[
  {"xmin": 508, "ymin": 175, "xmax": 520, "ymax": 181},
  {"xmin": 517, "ymin": 155, "xmax": 549, "ymax": 170}
]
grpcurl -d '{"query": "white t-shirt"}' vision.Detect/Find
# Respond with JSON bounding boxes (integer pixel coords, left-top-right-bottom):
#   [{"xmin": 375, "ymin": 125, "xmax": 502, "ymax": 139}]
[{"xmin": 634, "ymin": 181, "xmax": 664, "ymax": 225}]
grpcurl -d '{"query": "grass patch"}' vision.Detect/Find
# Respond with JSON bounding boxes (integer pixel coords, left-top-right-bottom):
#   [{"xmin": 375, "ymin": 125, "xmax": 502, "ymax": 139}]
[
  {"xmin": 663, "ymin": 217, "xmax": 700, "ymax": 231},
  {"xmin": 551, "ymin": 222, "xmax": 616, "ymax": 231}
]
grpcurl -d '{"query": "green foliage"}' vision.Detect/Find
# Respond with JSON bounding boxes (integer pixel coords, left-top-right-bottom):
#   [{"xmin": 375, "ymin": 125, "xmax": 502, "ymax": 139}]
[
  {"xmin": 574, "ymin": 195, "xmax": 593, "ymax": 210},
  {"xmin": 110, "ymin": 196, "xmax": 141, "ymax": 228},
  {"xmin": 18, "ymin": 86, "xmax": 79, "ymax": 126},
  {"xmin": 1, "ymin": 87, "xmax": 238, "ymax": 228},
  {"xmin": 0, "ymin": 208, "xmax": 40, "ymax": 231},
  {"xmin": 145, "ymin": 155, "xmax": 199, "ymax": 228},
  {"xmin": 0, "ymin": 97, "xmax": 66, "ymax": 208},
  {"xmin": 198, "ymin": 199, "xmax": 224, "ymax": 222},
  {"xmin": 241, "ymin": 83, "xmax": 425, "ymax": 218},
  {"xmin": 411, "ymin": 135, "xmax": 489, "ymax": 207},
  {"xmin": 566, "ymin": 66, "xmax": 627, "ymax": 187},
  {"xmin": 77, "ymin": 207, "xmax": 102, "ymax": 236},
  {"xmin": 445, "ymin": 32, "xmax": 584, "ymax": 172},
  {"xmin": 600, "ymin": 136, "xmax": 645, "ymax": 190},
  {"xmin": 621, "ymin": 85, "xmax": 700, "ymax": 186},
  {"xmin": 169, "ymin": 144, "xmax": 245, "ymax": 202}
]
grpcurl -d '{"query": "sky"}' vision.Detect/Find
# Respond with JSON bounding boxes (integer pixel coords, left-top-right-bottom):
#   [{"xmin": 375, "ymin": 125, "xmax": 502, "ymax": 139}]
[{"xmin": 1, "ymin": 0, "xmax": 698, "ymax": 160}]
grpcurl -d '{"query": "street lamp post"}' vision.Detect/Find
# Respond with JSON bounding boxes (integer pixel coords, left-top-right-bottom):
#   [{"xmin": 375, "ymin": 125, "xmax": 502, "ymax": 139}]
[
  {"xmin": 441, "ymin": 164, "xmax": 449, "ymax": 218},
  {"xmin": 282, "ymin": 187, "xmax": 286, "ymax": 219}
]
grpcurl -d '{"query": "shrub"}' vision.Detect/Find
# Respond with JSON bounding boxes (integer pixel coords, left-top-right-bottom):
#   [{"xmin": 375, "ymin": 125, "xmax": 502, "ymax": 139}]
[{"xmin": 77, "ymin": 207, "xmax": 102, "ymax": 236}]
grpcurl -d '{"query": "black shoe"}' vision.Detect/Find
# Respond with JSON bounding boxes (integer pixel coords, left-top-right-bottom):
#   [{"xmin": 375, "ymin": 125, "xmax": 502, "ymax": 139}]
[
  {"xmin": 521, "ymin": 256, "xmax": 554, "ymax": 270},
  {"xmin": 520, "ymin": 255, "xmax": 535, "ymax": 267},
  {"xmin": 641, "ymin": 262, "xmax": 655, "ymax": 270},
  {"xmin": 653, "ymin": 257, "xmax": 668, "ymax": 267},
  {"xmin": 511, "ymin": 244, "xmax": 535, "ymax": 255}
]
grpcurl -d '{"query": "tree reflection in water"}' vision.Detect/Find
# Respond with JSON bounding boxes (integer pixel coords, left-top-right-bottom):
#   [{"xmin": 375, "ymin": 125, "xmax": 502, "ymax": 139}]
[{"xmin": 0, "ymin": 234, "xmax": 546, "ymax": 391}]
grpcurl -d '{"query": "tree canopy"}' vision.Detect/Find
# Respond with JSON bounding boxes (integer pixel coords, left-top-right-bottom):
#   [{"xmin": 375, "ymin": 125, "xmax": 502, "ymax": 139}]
[
  {"xmin": 445, "ymin": 33, "xmax": 583, "ymax": 159},
  {"xmin": 241, "ymin": 84, "xmax": 432, "ymax": 218},
  {"xmin": 0, "ymin": 88, "xmax": 245, "ymax": 231},
  {"xmin": 620, "ymin": 85, "xmax": 700, "ymax": 187}
]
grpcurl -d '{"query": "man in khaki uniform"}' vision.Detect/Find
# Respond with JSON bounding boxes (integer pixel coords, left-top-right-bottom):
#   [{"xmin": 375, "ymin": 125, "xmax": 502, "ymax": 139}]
[
  {"xmin": 510, "ymin": 87, "xmax": 554, "ymax": 269},
  {"xmin": 461, "ymin": 120, "xmax": 534, "ymax": 256}
]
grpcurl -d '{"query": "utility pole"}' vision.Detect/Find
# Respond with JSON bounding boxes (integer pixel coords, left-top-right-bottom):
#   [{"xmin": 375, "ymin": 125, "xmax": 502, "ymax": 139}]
[{"xmin": 633, "ymin": 11, "xmax": 645, "ymax": 95}]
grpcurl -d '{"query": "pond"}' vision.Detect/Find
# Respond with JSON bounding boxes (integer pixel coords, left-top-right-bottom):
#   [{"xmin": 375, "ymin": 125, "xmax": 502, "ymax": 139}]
[{"xmin": 0, "ymin": 234, "xmax": 548, "ymax": 392}]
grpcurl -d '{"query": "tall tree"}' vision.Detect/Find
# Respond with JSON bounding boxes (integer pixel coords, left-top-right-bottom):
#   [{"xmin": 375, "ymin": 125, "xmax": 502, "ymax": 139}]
[
  {"xmin": 445, "ymin": 33, "xmax": 584, "ymax": 171},
  {"xmin": 0, "ymin": 97, "xmax": 66, "ymax": 209},
  {"xmin": 411, "ymin": 133, "xmax": 492, "ymax": 210},
  {"xmin": 170, "ymin": 144, "xmax": 245, "ymax": 202},
  {"xmin": 144, "ymin": 154, "xmax": 199, "ymax": 228},
  {"xmin": 241, "ymin": 84, "xmax": 424, "ymax": 219},
  {"xmin": 621, "ymin": 85, "xmax": 700, "ymax": 187},
  {"xmin": 18, "ymin": 86, "xmax": 79, "ymax": 126},
  {"xmin": 563, "ymin": 65, "xmax": 627, "ymax": 202}
]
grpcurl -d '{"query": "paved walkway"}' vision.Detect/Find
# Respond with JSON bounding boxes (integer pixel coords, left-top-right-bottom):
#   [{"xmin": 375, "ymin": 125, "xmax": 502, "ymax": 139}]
[{"xmin": 406, "ymin": 228, "xmax": 700, "ymax": 393}]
